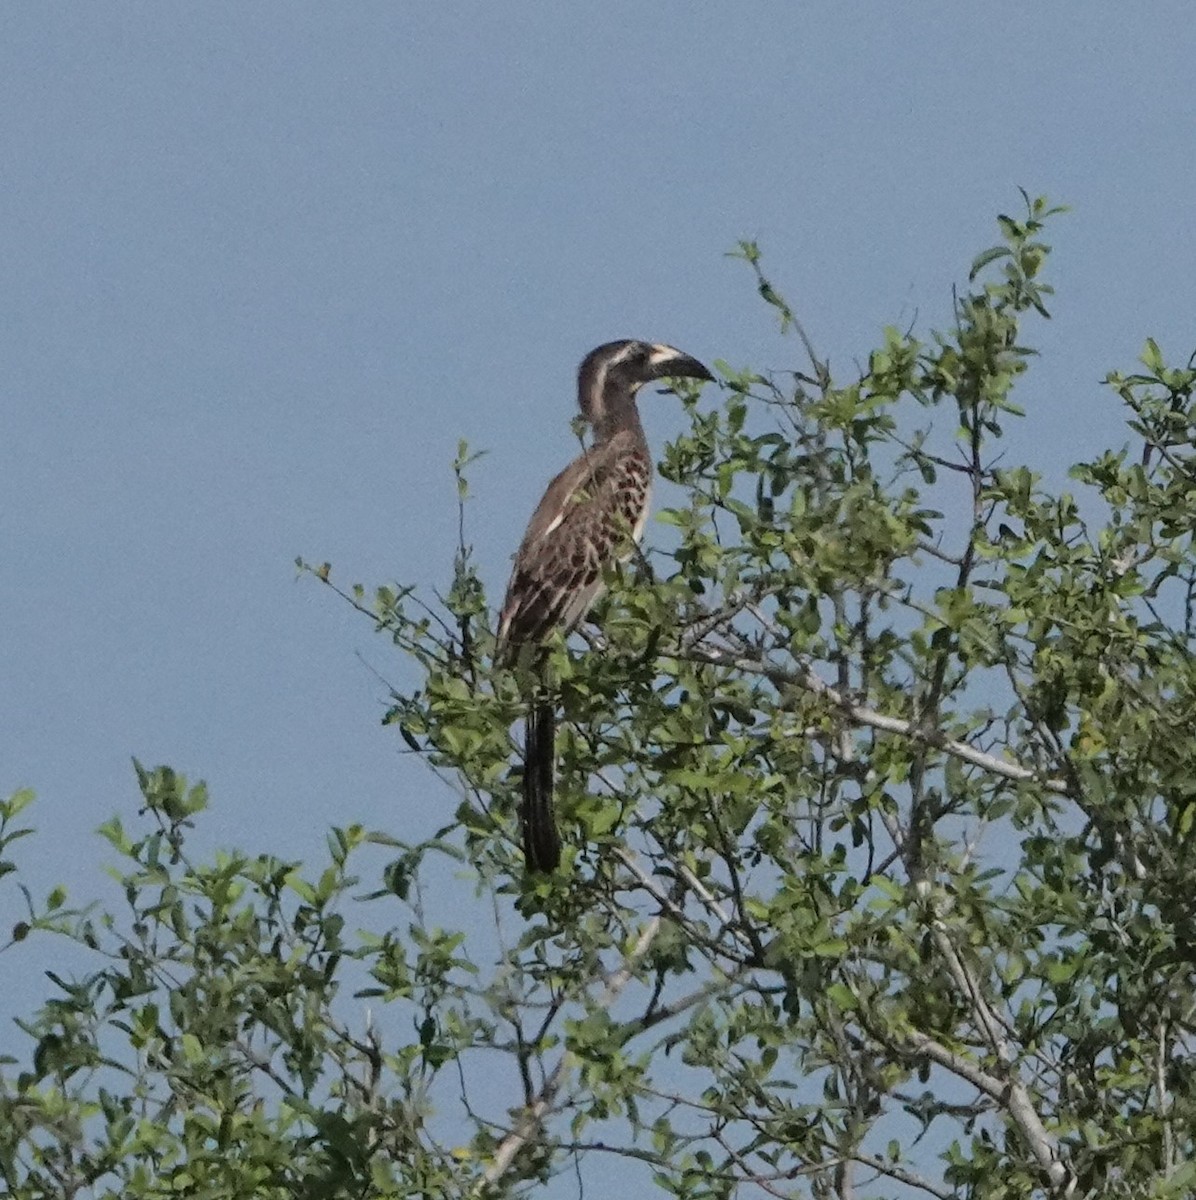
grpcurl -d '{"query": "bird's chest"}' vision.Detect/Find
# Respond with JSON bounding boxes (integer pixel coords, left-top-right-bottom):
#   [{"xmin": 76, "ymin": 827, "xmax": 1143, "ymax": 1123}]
[{"xmin": 609, "ymin": 450, "xmax": 653, "ymax": 552}]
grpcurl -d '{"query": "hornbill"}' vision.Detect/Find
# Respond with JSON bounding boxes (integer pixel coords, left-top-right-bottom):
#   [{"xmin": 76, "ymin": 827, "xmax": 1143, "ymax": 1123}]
[{"xmin": 495, "ymin": 339, "xmax": 714, "ymax": 873}]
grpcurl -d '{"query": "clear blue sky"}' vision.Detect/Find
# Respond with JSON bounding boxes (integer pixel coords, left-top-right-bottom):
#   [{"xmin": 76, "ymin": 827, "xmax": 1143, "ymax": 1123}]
[{"xmin": 3, "ymin": 0, "xmax": 1195, "ymax": 1163}]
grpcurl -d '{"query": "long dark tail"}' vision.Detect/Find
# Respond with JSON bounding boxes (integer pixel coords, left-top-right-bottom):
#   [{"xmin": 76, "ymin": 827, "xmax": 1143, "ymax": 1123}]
[{"xmin": 522, "ymin": 697, "xmax": 561, "ymax": 873}]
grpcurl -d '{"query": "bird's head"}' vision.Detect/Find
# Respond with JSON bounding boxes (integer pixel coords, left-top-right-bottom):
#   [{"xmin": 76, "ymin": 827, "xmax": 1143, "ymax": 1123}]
[{"xmin": 578, "ymin": 340, "xmax": 713, "ymax": 425}]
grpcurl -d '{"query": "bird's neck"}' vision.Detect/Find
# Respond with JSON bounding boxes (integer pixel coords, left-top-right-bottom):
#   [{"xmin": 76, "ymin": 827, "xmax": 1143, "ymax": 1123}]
[{"xmin": 591, "ymin": 385, "xmax": 646, "ymax": 445}]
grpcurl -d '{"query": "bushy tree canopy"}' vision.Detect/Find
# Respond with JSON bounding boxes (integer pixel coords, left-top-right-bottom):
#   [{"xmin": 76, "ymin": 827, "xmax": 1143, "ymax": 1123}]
[{"xmin": 6, "ymin": 195, "xmax": 1196, "ymax": 1199}]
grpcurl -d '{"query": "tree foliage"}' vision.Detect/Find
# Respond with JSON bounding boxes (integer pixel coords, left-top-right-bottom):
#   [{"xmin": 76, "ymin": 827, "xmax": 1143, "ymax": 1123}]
[{"xmin": 6, "ymin": 195, "xmax": 1196, "ymax": 1198}]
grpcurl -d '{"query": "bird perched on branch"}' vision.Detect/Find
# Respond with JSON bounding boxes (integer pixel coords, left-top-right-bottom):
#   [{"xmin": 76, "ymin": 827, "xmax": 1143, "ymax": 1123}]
[{"xmin": 495, "ymin": 339, "xmax": 714, "ymax": 873}]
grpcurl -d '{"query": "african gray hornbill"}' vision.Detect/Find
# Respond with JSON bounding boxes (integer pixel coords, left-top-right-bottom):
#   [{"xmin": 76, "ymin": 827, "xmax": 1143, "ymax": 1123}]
[{"xmin": 495, "ymin": 339, "xmax": 714, "ymax": 873}]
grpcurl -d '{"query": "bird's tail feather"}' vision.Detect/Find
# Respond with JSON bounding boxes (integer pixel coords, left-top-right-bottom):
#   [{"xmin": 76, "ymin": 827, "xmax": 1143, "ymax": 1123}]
[{"xmin": 522, "ymin": 698, "xmax": 561, "ymax": 873}]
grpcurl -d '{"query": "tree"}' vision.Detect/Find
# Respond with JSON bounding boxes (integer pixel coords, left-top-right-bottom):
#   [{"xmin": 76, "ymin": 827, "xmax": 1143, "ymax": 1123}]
[{"xmin": 5, "ymin": 193, "xmax": 1196, "ymax": 1198}]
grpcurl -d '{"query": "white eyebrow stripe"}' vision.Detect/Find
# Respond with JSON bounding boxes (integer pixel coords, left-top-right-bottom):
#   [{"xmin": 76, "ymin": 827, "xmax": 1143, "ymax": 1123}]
[{"xmin": 590, "ymin": 359, "xmax": 610, "ymax": 411}]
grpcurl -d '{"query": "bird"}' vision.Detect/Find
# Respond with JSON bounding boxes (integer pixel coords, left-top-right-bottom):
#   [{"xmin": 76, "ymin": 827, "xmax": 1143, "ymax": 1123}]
[{"xmin": 495, "ymin": 339, "xmax": 714, "ymax": 873}]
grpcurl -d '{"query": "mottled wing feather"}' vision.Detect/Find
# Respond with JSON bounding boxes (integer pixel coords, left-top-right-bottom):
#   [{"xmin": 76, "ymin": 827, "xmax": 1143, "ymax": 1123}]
[{"xmin": 497, "ymin": 430, "xmax": 651, "ymax": 657}]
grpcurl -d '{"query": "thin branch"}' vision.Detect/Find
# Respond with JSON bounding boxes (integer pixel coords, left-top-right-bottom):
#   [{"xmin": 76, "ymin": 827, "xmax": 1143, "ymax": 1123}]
[
  {"xmin": 678, "ymin": 643, "xmax": 1070, "ymax": 795},
  {"xmin": 877, "ymin": 807, "xmax": 1017, "ymax": 1051},
  {"xmin": 849, "ymin": 1149, "xmax": 956, "ymax": 1200},
  {"xmin": 628, "ymin": 975, "xmax": 739, "ymax": 1039},
  {"xmin": 479, "ymin": 917, "xmax": 661, "ymax": 1189},
  {"xmin": 904, "ymin": 1030, "xmax": 1072, "ymax": 1195},
  {"xmin": 713, "ymin": 1129, "xmax": 815, "ymax": 1198},
  {"xmin": 234, "ymin": 1039, "xmax": 301, "ymax": 1100},
  {"xmin": 1157, "ymin": 1017, "xmax": 1173, "ymax": 1174},
  {"xmin": 916, "ymin": 538, "xmax": 967, "ymax": 566},
  {"xmin": 615, "ymin": 846, "xmax": 756, "ymax": 957},
  {"xmin": 873, "ymin": 802, "xmax": 1071, "ymax": 1194},
  {"xmin": 835, "ymin": 1153, "xmax": 856, "ymax": 1200}
]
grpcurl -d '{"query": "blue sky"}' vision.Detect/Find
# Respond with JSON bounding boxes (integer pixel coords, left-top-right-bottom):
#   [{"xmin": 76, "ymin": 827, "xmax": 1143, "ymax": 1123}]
[{"xmin": 3, "ymin": 1, "xmax": 1196, "ymax": 1177}]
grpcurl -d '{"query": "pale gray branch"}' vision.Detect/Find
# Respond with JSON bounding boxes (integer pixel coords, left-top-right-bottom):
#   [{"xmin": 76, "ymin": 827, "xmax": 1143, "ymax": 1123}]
[
  {"xmin": 905, "ymin": 1030, "xmax": 1072, "ymax": 1195},
  {"xmin": 1157, "ymin": 1017, "xmax": 1173, "ymax": 1174},
  {"xmin": 880, "ymin": 809, "xmax": 1070, "ymax": 1195},
  {"xmin": 616, "ymin": 845, "xmax": 756, "ymax": 955},
  {"xmin": 678, "ymin": 642, "xmax": 1069, "ymax": 794}
]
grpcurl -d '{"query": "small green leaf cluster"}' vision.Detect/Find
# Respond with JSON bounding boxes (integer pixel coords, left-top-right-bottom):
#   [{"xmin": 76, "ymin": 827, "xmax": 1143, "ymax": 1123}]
[{"xmin": 1, "ymin": 771, "xmax": 474, "ymax": 1198}]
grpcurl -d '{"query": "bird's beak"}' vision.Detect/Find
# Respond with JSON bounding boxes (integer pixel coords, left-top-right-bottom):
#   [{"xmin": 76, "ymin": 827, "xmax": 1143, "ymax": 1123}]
[{"xmin": 648, "ymin": 344, "xmax": 715, "ymax": 383}]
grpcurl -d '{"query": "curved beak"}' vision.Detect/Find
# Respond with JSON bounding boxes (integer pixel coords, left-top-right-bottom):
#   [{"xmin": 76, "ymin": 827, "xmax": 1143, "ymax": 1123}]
[{"xmin": 647, "ymin": 343, "xmax": 715, "ymax": 383}]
